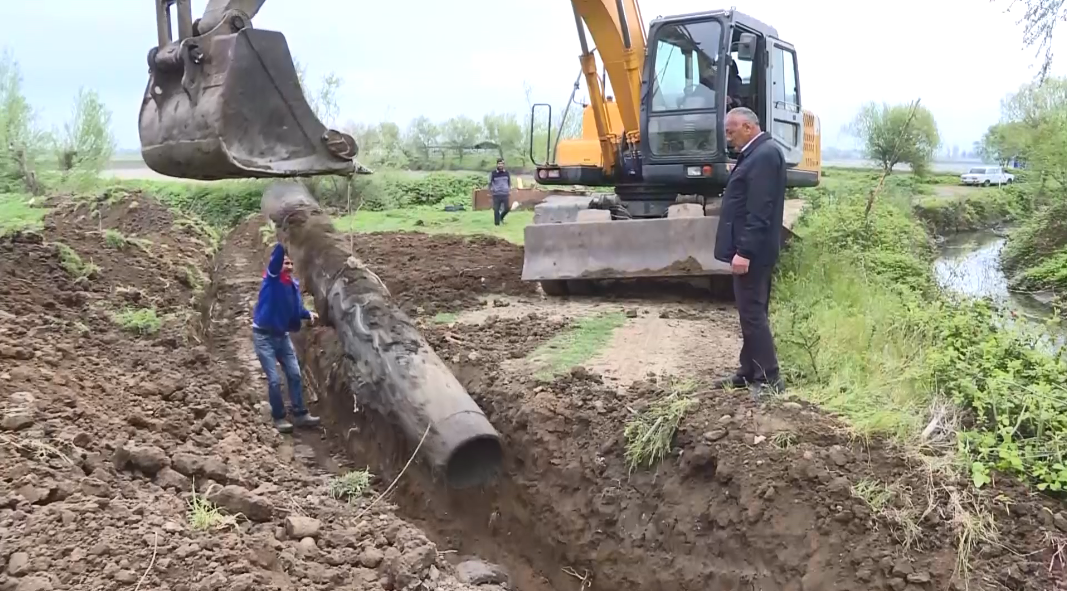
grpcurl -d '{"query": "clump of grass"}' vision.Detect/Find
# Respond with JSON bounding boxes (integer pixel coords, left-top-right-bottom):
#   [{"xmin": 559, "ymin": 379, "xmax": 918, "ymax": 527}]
[
  {"xmin": 624, "ymin": 393, "xmax": 697, "ymax": 472},
  {"xmin": 328, "ymin": 469, "xmax": 373, "ymax": 503},
  {"xmin": 183, "ymin": 264, "xmax": 208, "ymax": 291},
  {"xmin": 771, "ymin": 431, "xmax": 797, "ymax": 449},
  {"xmin": 173, "ymin": 216, "xmax": 220, "ymax": 253},
  {"xmin": 110, "ymin": 307, "xmax": 162, "ymax": 335},
  {"xmin": 432, "ymin": 312, "xmax": 458, "ymax": 324},
  {"xmin": 851, "ymin": 478, "xmax": 894, "ymax": 512},
  {"xmin": 54, "ymin": 242, "xmax": 99, "ymax": 279},
  {"xmin": 852, "ymin": 477, "xmax": 925, "ymax": 550},
  {"xmin": 187, "ymin": 483, "xmax": 239, "ymax": 531},
  {"xmin": 259, "ymin": 220, "xmax": 276, "ymax": 246},
  {"xmin": 945, "ymin": 488, "xmax": 999, "ymax": 582},
  {"xmin": 129, "ymin": 237, "xmax": 153, "ymax": 253},
  {"xmin": 103, "ymin": 229, "xmax": 127, "ymax": 249},
  {"xmin": 1045, "ymin": 531, "xmax": 1067, "ymax": 573}
]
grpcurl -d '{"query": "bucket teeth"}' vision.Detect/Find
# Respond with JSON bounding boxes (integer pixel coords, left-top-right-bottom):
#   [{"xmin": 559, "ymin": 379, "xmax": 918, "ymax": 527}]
[{"xmin": 139, "ymin": 27, "xmax": 356, "ymax": 180}]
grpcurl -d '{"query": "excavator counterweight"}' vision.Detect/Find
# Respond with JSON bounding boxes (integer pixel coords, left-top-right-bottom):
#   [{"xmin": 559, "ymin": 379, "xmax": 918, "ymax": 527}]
[{"xmin": 139, "ymin": 0, "xmax": 361, "ymax": 180}]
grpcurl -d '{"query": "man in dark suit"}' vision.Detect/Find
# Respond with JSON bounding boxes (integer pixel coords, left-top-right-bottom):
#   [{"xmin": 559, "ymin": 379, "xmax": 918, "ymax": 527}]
[{"xmin": 713, "ymin": 107, "xmax": 786, "ymax": 397}]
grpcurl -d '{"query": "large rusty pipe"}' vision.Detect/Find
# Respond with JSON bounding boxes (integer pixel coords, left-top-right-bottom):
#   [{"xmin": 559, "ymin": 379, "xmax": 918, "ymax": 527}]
[{"xmin": 260, "ymin": 182, "xmax": 502, "ymax": 488}]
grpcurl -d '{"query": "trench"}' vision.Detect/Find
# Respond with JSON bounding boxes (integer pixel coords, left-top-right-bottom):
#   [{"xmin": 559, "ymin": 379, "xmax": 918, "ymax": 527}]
[{"xmin": 933, "ymin": 229, "xmax": 1065, "ymax": 351}]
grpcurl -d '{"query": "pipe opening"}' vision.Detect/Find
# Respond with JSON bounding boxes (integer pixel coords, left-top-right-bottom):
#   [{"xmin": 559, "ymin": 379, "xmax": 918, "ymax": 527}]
[{"xmin": 445, "ymin": 435, "xmax": 504, "ymax": 489}]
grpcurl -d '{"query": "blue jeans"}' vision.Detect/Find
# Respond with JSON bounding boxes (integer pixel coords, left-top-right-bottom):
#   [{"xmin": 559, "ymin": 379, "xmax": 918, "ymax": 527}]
[{"xmin": 252, "ymin": 330, "xmax": 308, "ymax": 420}]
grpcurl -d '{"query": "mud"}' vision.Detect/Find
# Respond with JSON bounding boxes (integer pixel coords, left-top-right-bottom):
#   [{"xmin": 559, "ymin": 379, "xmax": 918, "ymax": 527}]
[
  {"xmin": 0, "ymin": 194, "xmax": 499, "ymax": 591},
  {"xmin": 344, "ymin": 231, "xmax": 537, "ymax": 317},
  {"xmin": 287, "ymin": 230, "xmax": 1067, "ymax": 591}
]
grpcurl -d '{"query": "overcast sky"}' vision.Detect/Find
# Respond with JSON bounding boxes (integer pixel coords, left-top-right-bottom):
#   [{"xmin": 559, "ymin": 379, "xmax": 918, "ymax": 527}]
[{"xmin": 2, "ymin": 0, "xmax": 1064, "ymax": 152}]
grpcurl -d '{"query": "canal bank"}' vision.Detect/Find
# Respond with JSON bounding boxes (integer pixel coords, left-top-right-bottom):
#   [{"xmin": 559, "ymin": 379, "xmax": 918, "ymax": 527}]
[{"xmin": 933, "ymin": 229, "xmax": 1064, "ymax": 350}]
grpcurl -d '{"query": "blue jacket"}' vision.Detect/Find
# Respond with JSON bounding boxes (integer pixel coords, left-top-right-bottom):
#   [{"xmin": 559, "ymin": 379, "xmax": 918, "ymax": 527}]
[{"xmin": 252, "ymin": 244, "xmax": 311, "ymax": 334}]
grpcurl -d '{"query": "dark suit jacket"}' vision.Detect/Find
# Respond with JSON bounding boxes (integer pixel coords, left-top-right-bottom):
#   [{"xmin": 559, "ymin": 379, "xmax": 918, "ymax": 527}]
[{"xmin": 713, "ymin": 133, "xmax": 786, "ymax": 267}]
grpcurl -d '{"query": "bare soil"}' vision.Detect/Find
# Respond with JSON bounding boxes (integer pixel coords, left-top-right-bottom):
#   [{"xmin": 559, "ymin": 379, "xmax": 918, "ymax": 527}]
[
  {"xmin": 3, "ymin": 194, "xmax": 1065, "ymax": 591},
  {"xmin": 347, "ymin": 232, "xmax": 538, "ymax": 317},
  {"xmin": 287, "ymin": 225, "xmax": 1067, "ymax": 591},
  {"xmin": 0, "ymin": 195, "xmax": 497, "ymax": 591}
]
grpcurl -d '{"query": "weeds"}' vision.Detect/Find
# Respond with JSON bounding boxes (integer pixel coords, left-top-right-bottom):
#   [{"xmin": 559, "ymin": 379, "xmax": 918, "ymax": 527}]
[
  {"xmin": 110, "ymin": 307, "xmax": 162, "ymax": 335},
  {"xmin": 624, "ymin": 393, "xmax": 697, "ymax": 472},
  {"xmin": 328, "ymin": 469, "xmax": 373, "ymax": 503},
  {"xmin": 103, "ymin": 228, "xmax": 127, "ymax": 248},
  {"xmin": 851, "ymin": 478, "xmax": 894, "ymax": 512},
  {"xmin": 182, "ymin": 264, "xmax": 207, "ymax": 291},
  {"xmin": 780, "ymin": 180, "xmax": 1067, "ymax": 493},
  {"xmin": 54, "ymin": 242, "xmax": 99, "ymax": 279},
  {"xmin": 187, "ymin": 483, "xmax": 239, "ymax": 532},
  {"xmin": 1045, "ymin": 530, "xmax": 1067, "ymax": 573},
  {"xmin": 945, "ymin": 487, "xmax": 999, "ymax": 585},
  {"xmin": 259, "ymin": 220, "xmax": 276, "ymax": 246},
  {"xmin": 771, "ymin": 431, "xmax": 797, "ymax": 450}
]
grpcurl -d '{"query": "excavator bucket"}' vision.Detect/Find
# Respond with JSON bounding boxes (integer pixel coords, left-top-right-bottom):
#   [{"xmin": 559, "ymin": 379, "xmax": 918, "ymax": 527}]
[
  {"xmin": 139, "ymin": 26, "xmax": 358, "ymax": 180},
  {"xmin": 521, "ymin": 199, "xmax": 807, "ymax": 284}
]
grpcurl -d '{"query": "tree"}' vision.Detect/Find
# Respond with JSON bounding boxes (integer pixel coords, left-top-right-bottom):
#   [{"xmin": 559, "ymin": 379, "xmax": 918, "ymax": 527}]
[
  {"xmin": 988, "ymin": 77, "xmax": 1067, "ymax": 186},
  {"xmin": 0, "ymin": 49, "xmax": 48, "ymax": 194},
  {"xmin": 482, "ymin": 112, "xmax": 523, "ymax": 162},
  {"xmin": 441, "ymin": 116, "xmax": 482, "ymax": 163},
  {"xmin": 403, "ymin": 116, "xmax": 439, "ymax": 161},
  {"xmin": 1003, "ymin": 0, "xmax": 1066, "ymax": 80},
  {"xmin": 846, "ymin": 101, "xmax": 941, "ymax": 176},
  {"xmin": 55, "ymin": 87, "xmax": 115, "ymax": 174}
]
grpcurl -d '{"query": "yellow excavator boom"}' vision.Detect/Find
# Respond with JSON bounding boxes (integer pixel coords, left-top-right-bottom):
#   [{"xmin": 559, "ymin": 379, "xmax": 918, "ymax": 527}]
[{"xmin": 523, "ymin": 5, "xmax": 822, "ymax": 292}]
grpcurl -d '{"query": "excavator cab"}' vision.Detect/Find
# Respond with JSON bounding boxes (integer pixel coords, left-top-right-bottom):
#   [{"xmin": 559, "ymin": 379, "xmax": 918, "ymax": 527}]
[
  {"xmin": 522, "ymin": 7, "xmax": 820, "ymax": 292},
  {"xmin": 139, "ymin": 0, "xmax": 360, "ymax": 180}
]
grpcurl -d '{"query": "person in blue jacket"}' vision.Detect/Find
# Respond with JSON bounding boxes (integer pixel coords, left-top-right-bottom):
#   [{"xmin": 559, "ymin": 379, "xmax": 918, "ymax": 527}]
[{"xmin": 252, "ymin": 243, "xmax": 321, "ymax": 433}]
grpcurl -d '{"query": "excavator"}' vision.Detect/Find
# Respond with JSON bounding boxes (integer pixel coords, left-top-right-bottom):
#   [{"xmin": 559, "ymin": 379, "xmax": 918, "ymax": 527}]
[{"xmin": 139, "ymin": 0, "xmax": 820, "ymax": 295}]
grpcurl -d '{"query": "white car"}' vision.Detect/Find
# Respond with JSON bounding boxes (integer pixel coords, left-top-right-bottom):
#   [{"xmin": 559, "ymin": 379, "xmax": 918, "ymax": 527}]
[{"xmin": 960, "ymin": 166, "xmax": 1014, "ymax": 186}]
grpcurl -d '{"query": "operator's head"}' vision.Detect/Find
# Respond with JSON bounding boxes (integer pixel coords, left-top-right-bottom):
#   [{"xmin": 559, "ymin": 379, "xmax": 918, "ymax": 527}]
[
  {"xmin": 282, "ymin": 255, "xmax": 294, "ymax": 275},
  {"xmin": 496, "ymin": 158, "xmax": 505, "ymax": 171},
  {"xmin": 724, "ymin": 107, "xmax": 762, "ymax": 151}
]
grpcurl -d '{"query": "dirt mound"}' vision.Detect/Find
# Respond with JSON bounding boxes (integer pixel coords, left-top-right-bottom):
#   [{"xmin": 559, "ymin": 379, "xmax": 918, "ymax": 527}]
[
  {"xmin": 0, "ymin": 196, "xmax": 499, "ymax": 591},
  {"xmin": 300, "ymin": 307, "xmax": 1067, "ymax": 591},
  {"xmin": 349, "ymin": 232, "xmax": 537, "ymax": 315},
  {"xmin": 434, "ymin": 318, "xmax": 1067, "ymax": 591}
]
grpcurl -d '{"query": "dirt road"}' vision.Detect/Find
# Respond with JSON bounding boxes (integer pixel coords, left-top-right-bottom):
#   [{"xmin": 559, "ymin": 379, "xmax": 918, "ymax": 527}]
[{"xmin": 1, "ymin": 192, "xmax": 1064, "ymax": 591}]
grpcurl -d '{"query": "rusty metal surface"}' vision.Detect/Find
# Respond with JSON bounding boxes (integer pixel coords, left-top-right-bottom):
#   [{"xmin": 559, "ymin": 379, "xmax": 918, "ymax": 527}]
[
  {"xmin": 522, "ymin": 216, "xmax": 731, "ymax": 281},
  {"xmin": 139, "ymin": 27, "xmax": 357, "ymax": 180}
]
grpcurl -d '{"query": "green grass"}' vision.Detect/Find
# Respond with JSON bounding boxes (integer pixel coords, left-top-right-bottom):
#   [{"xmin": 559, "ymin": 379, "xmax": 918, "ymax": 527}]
[
  {"xmin": 327, "ymin": 470, "xmax": 373, "ymax": 503},
  {"xmin": 0, "ymin": 193, "xmax": 49, "ymax": 236},
  {"xmin": 54, "ymin": 242, "xmax": 100, "ymax": 279},
  {"xmin": 527, "ymin": 312, "xmax": 627, "ymax": 378},
  {"xmin": 433, "ymin": 312, "xmax": 458, "ymax": 324},
  {"xmin": 187, "ymin": 483, "xmax": 239, "ymax": 531},
  {"xmin": 110, "ymin": 307, "xmax": 163, "ymax": 335},
  {"xmin": 335, "ymin": 207, "xmax": 533, "ymax": 244},
  {"xmin": 624, "ymin": 392, "xmax": 698, "ymax": 472},
  {"xmin": 103, "ymin": 229, "xmax": 127, "ymax": 248}
]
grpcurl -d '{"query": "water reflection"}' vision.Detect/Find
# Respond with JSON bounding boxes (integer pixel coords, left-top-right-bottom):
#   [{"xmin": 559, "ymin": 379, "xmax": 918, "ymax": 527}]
[{"xmin": 933, "ymin": 230, "xmax": 1065, "ymax": 351}]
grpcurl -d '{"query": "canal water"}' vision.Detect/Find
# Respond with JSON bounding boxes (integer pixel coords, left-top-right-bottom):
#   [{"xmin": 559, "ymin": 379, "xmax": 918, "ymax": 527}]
[{"xmin": 933, "ymin": 230, "xmax": 1064, "ymax": 351}]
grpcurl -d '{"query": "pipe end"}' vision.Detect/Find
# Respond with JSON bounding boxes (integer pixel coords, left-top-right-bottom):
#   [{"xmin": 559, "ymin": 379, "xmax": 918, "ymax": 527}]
[{"xmin": 446, "ymin": 435, "xmax": 503, "ymax": 489}]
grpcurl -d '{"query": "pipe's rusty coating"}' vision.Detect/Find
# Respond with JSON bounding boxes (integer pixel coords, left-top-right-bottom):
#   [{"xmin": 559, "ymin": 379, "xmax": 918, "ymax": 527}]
[{"xmin": 261, "ymin": 182, "xmax": 502, "ymax": 488}]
